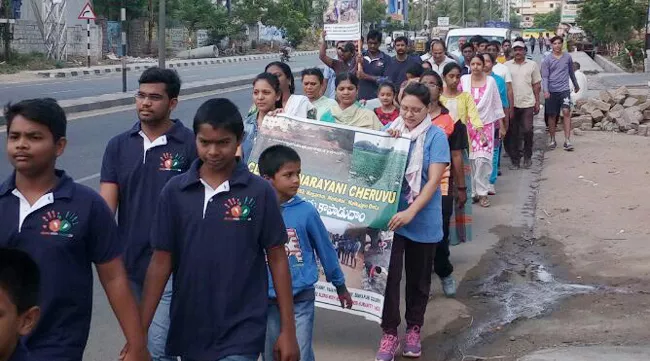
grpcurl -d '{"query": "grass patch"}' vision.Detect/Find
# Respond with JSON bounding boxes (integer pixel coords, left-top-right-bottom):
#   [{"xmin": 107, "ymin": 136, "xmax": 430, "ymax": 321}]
[{"xmin": 0, "ymin": 52, "xmax": 64, "ymax": 74}]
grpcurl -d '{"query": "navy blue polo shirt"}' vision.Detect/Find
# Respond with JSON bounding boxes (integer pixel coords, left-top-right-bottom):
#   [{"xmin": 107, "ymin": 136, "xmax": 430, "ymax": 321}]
[
  {"xmin": 359, "ymin": 51, "xmax": 391, "ymax": 100},
  {"xmin": 101, "ymin": 119, "xmax": 197, "ymax": 284},
  {"xmin": 384, "ymin": 55, "xmax": 422, "ymax": 88},
  {"xmin": 151, "ymin": 160, "xmax": 287, "ymax": 360},
  {"xmin": 0, "ymin": 171, "xmax": 123, "ymax": 361}
]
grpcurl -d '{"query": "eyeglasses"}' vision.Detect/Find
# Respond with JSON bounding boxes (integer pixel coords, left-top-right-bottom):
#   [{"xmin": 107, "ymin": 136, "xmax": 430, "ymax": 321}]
[
  {"xmin": 400, "ymin": 105, "xmax": 426, "ymax": 115},
  {"xmin": 135, "ymin": 92, "xmax": 165, "ymax": 101}
]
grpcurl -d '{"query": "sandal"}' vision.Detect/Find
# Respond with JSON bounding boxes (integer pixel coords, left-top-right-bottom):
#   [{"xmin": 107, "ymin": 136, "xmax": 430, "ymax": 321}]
[
  {"xmin": 479, "ymin": 196, "xmax": 490, "ymax": 208},
  {"xmin": 472, "ymin": 195, "xmax": 480, "ymax": 204}
]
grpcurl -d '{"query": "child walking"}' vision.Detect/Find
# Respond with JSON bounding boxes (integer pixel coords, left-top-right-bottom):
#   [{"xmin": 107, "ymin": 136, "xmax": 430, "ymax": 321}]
[
  {"xmin": 374, "ymin": 82, "xmax": 400, "ymax": 125},
  {"xmin": 140, "ymin": 98, "xmax": 299, "ymax": 361},
  {"xmin": 376, "ymin": 83, "xmax": 450, "ymax": 361},
  {"xmin": 0, "ymin": 248, "xmax": 41, "ymax": 361},
  {"xmin": 258, "ymin": 145, "xmax": 353, "ymax": 361},
  {"xmin": 0, "ymin": 98, "xmax": 148, "ymax": 361}
]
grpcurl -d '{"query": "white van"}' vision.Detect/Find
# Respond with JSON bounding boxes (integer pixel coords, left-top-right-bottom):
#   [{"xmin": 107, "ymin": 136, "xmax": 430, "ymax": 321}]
[{"xmin": 446, "ymin": 27, "xmax": 511, "ymax": 58}]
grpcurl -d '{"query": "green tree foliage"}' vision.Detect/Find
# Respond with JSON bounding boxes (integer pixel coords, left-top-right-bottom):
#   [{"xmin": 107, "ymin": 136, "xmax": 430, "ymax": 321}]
[
  {"xmin": 264, "ymin": 0, "xmax": 309, "ymax": 46},
  {"xmin": 533, "ymin": 8, "xmax": 560, "ymax": 30},
  {"xmin": 363, "ymin": 0, "xmax": 388, "ymax": 30},
  {"xmin": 578, "ymin": 0, "xmax": 646, "ymax": 44}
]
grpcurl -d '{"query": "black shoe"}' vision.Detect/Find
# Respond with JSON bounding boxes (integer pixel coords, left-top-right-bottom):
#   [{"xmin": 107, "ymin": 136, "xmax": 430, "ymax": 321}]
[
  {"xmin": 523, "ymin": 158, "xmax": 532, "ymax": 169},
  {"xmin": 498, "ymin": 170, "xmax": 502, "ymax": 176},
  {"xmin": 509, "ymin": 162, "xmax": 520, "ymax": 170}
]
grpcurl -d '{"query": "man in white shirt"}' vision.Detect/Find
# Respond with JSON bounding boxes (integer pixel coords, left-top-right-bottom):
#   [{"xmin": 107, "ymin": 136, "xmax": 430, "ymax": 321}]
[
  {"xmin": 487, "ymin": 41, "xmax": 514, "ymax": 117},
  {"xmin": 570, "ymin": 61, "xmax": 588, "ymax": 103},
  {"xmin": 421, "ymin": 40, "xmax": 456, "ymax": 75}
]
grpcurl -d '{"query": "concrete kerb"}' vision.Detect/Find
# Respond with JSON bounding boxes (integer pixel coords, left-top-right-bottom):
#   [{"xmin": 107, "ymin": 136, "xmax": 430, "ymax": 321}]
[
  {"xmin": 594, "ymin": 54, "xmax": 626, "ymax": 73},
  {"xmin": 35, "ymin": 50, "xmax": 328, "ymax": 78},
  {"xmin": 0, "ymin": 67, "xmax": 310, "ymax": 126}
]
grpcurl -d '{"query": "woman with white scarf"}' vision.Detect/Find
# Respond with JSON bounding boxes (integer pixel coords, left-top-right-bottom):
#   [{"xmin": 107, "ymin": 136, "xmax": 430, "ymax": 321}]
[
  {"xmin": 374, "ymin": 83, "xmax": 449, "ymax": 361},
  {"xmin": 459, "ymin": 54, "xmax": 505, "ymax": 208}
]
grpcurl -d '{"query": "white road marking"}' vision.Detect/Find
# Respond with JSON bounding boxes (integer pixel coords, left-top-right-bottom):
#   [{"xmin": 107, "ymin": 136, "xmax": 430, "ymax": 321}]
[{"xmin": 75, "ymin": 173, "xmax": 101, "ymax": 184}]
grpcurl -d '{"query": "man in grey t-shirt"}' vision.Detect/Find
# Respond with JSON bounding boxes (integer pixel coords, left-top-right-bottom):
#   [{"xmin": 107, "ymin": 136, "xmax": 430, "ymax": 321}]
[{"xmin": 541, "ymin": 35, "xmax": 580, "ymax": 151}]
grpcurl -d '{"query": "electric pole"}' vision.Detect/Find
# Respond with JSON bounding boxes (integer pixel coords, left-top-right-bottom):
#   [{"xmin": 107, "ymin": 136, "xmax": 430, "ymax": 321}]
[{"xmin": 158, "ymin": 0, "xmax": 166, "ymax": 68}]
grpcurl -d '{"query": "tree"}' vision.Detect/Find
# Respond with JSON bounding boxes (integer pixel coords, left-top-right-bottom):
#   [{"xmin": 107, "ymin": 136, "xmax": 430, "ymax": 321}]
[
  {"xmin": 176, "ymin": 0, "xmax": 218, "ymax": 35},
  {"xmin": 533, "ymin": 8, "xmax": 560, "ymax": 30},
  {"xmin": 578, "ymin": 0, "xmax": 646, "ymax": 44},
  {"xmin": 232, "ymin": 0, "xmax": 269, "ymax": 26},
  {"xmin": 363, "ymin": 0, "xmax": 387, "ymax": 30},
  {"xmin": 264, "ymin": 0, "xmax": 309, "ymax": 46}
]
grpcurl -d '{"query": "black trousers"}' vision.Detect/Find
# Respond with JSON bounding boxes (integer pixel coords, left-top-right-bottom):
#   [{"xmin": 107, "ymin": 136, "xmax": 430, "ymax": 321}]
[
  {"xmin": 508, "ymin": 107, "xmax": 535, "ymax": 163},
  {"xmin": 434, "ymin": 195, "xmax": 454, "ymax": 278},
  {"xmin": 381, "ymin": 233, "xmax": 437, "ymax": 331}
]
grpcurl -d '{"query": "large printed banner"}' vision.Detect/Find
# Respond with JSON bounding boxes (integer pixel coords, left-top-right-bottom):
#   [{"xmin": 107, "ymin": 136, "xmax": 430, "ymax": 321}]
[
  {"xmin": 247, "ymin": 116, "xmax": 410, "ymax": 322},
  {"xmin": 323, "ymin": 0, "xmax": 362, "ymax": 41}
]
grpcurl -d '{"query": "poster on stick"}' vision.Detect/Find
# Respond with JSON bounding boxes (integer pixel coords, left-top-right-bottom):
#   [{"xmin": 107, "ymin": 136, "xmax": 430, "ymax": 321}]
[
  {"xmin": 247, "ymin": 115, "xmax": 409, "ymax": 322},
  {"xmin": 323, "ymin": 0, "xmax": 362, "ymax": 41}
]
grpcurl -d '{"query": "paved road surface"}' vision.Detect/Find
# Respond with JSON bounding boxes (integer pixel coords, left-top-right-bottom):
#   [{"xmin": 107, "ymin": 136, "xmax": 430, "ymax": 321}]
[{"xmin": 0, "ymin": 54, "xmax": 322, "ymax": 105}]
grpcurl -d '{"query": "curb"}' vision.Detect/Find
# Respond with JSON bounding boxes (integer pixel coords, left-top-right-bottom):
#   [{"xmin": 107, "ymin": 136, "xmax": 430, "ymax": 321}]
[
  {"xmin": 1, "ymin": 67, "xmax": 310, "ymax": 126},
  {"xmin": 594, "ymin": 54, "xmax": 625, "ymax": 74},
  {"xmin": 35, "ymin": 50, "xmax": 326, "ymax": 78}
]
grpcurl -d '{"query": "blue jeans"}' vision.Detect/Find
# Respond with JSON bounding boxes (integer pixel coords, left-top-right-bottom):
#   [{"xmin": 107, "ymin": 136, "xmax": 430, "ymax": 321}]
[
  {"xmin": 490, "ymin": 140, "xmax": 501, "ymax": 185},
  {"xmin": 263, "ymin": 300, "xmax": 315, "ymax": 361},
  {"xmin": 183, "ymin": 355, "xmax": 258, "ymax": 361},
  {"xmin": 131, "ymin": 276, "xmax": 175, "ymax": 361}
]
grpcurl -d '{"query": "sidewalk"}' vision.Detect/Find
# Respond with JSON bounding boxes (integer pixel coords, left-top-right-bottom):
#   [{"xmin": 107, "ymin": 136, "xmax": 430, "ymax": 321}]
[{"xmin": 30, "ymin": 49, "xmax": 330, "ymax": 79}]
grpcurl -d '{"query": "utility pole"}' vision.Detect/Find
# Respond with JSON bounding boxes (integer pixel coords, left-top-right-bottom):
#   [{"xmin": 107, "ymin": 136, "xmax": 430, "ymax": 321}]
[
  {"xmin": 121, "ymin": 4, "xmax": 127, "ymax": 92},
  {"xmin": 462, "ymin": 0, "xmax": 465, "ymax": 26},
  {"xmin": 158, "ymin": 0, "xmax": 166, "ymax": 68}
]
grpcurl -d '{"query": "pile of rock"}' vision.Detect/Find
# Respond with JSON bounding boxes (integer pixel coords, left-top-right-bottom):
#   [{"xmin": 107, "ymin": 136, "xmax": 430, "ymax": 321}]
[{"xmin": 572, "ymin": 86, "xmax": 650, "ymax": 136}]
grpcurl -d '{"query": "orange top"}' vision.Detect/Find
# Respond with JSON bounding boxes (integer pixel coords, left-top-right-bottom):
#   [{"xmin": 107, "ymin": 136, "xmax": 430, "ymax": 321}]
[{"xmin": 432, "ymin": 110, "xmax": 455, "ymax": 196}]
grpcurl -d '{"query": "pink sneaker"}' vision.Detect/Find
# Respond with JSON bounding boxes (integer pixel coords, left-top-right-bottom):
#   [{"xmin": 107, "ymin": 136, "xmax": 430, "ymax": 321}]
[
  {"xmin": 402, "ymin": 326, "xmax": 422, "ymax": 358},
  {"xmin": 375, "ymin": 332, "xmax": 400, "ymax": 361}
]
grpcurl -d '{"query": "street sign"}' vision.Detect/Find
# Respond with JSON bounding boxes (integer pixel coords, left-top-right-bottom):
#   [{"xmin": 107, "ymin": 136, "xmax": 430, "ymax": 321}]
[
  {"xmin": 78, "ymin": 2, "xmax": 96, "ymax": 20},
  {"xmin": 437, "ymin": 17, "xmax": 450, "ymax": 27},
  {"xmin": 485, "ymin": 20, "xmax": 511, "ymax": 29}
]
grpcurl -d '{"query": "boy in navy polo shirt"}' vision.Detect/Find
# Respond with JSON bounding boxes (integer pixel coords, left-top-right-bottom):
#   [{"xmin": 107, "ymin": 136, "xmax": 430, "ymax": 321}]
[
  {"xmin": 0, "ymin": 248, "xmax": 41, "ymax": 361},
  {"xmin": 140, "ymin": 98, "xmax": 299, "ymax": 361},
  {"xmin": 100, "ymin": 67, "xmax": 196, "ymax": 361},
  {"xmin": 258, "ymin": 145, "xmax": 353, "ymax": 361},
  {"xmin": 0, "ymin": 99, "xmax": 148, "ymax": 361}
]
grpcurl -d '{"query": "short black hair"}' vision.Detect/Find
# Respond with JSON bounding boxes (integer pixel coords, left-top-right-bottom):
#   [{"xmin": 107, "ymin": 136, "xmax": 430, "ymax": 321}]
[
  {"xmin": 469, "ymin": 35, "xmax": 484, "ymax": 44},
  {"xmin": 138, "ymin": 67, "xmax": 182, "ymax": 99},
  {"xmin": 402, "ymin": 83, "xmax": 431, "ymax": 107},
  {"xmin": 502, "ymin": 39, "xmax": 512, "ymax": 45},
  {"xmin": 258, "ymin": 145, "xmax": 301, "ymax": 178},
  {"xmin": 265, "ymin": 61, "xmax": 296, "ymax": 94},
  {"xmin": 442, "ymin": 62, "xmax": 462, "ymax": 76},
  {"xmin": 0, "ymin": 248, "xmax": 40, "ymax": 314},
  {"xmin": 406, "ymin": 63, "xmax": 424, "ymax": 78},
  {"xmin": 335, "ymin": 72, "xmax": 359, "ymax": 88},
  {"xmin": 394, "ymin": 36, "xmax": 408, "ymax": 45},
  {"xmin": 462, "ymin": 42, "xmax": 475, "ymax": 52},
  {"xmin": 366, "ymin": 30, "xmax": 382, "ymax": 43},
  {"xmin": 573, "ymin": 61, "xmax": 581, "ymax": 70},
  {"xmin": 192, "ymin": 98, "xmax": 244, "ymax": 140},
  {"xmin": 378, "ymin": 81, "xmax": 397, "ymax": 96},
  {"xmin": 301, "ymin": 68, "xmax": 324, "ymax": 84},
  {"xmin": 431, "ymin": 39, "xmax": 446, "ymax": 51},
  {"xmin": 254, "ymin": 72, "xmax": 283, "ymax": 109},
  {"xmin": 487, "ymin": 41, "xmax": 501, "ymax": 50},
  {"xmin": 420, "ymin": 70, "xmax": 443, "ymax": 87},
  {"xmin": 550, "ymin": 36, "xmax": 563, "ymax": 44},
  {"xmin": 478, "ymin": 38, "xmax": 489, "ymax": 46},
  {"xmin": 5, "ymin": 98, "xmax": 66, "ymax": 142}
]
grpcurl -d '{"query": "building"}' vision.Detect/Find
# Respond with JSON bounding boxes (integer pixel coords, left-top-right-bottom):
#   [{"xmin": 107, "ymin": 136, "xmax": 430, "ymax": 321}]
[{"xmin": 512, "ymin": 0, "xmax": 561, "ymax": 28}]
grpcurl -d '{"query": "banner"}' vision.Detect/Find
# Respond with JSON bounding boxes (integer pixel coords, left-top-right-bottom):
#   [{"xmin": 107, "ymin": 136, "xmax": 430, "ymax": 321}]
[
  {"xmin": 323, "ymin": 0, "xmax": 361, "ymax": 41},
  {"xmin": 247, "ymin": 115, "xmax": 410, "ymax": 322}
]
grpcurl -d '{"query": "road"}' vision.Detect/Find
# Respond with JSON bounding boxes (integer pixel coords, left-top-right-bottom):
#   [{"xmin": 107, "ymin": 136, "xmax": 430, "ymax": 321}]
[
  {"xmin": 0, "ymin": 54, "xmax": 322, "ymax": 105},
  {"xmin": 0, "ymin": 51, "xmax": 553, "ymax": 361}
]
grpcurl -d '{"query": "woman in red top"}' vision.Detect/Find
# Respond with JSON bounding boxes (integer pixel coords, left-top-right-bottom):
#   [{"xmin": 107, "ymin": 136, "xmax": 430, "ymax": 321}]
[
  {"xmin": 373, "ymin": 82, "xmax": 400, "ymax": 125},
  {"xmin": 420, "ymin": 70, "xmax": 469, "ymax": 298}
]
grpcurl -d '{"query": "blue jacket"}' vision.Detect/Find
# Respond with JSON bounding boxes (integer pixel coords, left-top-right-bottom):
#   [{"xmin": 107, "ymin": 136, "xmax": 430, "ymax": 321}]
[{"xmin": 268, "ymin": 196, "xmax": 346, "ymax": 298}]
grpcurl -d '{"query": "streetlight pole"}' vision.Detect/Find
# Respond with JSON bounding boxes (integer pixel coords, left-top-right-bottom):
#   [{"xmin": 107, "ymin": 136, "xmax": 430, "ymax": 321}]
[
  {"xmin": 121, "ymin": 4, "xmax": 127, "ymax": 92},
  {"xmin": 158, "ymin": 0, "xmax": 166, "ymax": 68}
]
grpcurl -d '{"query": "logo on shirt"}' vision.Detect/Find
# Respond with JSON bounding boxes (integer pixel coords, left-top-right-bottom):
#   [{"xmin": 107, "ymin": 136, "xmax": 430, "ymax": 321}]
[
  {"xmin": 159, "ymin": 152, "xmax": 185, "ymax": 172},
  {"xmin": 285, "ymin": 228, "xmax": 304, "ymax": 264},
  {"xmin": 40, "ymin": 210, "xmax": 78, "ymax": 238},
  {"xmin": 223, "ymin": 197, "xmax": 255, "ymax": 221}
]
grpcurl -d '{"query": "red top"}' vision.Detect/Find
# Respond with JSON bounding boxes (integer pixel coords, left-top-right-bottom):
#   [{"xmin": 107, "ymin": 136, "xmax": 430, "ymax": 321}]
[{"xmin": 374, "ymin": 107, "xmax": 400, "ymax": 125}]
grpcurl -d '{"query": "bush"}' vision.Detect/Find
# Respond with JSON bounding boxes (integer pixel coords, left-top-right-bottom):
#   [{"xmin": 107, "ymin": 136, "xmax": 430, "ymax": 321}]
[{"xmin": 615, "ymin": 39, "xmax": 645, "ymax": 71}]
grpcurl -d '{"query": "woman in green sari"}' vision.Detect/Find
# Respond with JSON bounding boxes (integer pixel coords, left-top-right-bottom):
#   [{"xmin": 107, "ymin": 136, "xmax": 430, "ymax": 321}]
[{"xmin": 321, "ymin": 73, "xmax": 383, "ymax": 130}]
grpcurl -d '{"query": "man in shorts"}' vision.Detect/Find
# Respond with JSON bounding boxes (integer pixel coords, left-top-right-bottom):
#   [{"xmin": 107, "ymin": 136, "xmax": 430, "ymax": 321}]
[{"xmin": 541, "ymin": 36, "xmax": 580, "ymax": 151}]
